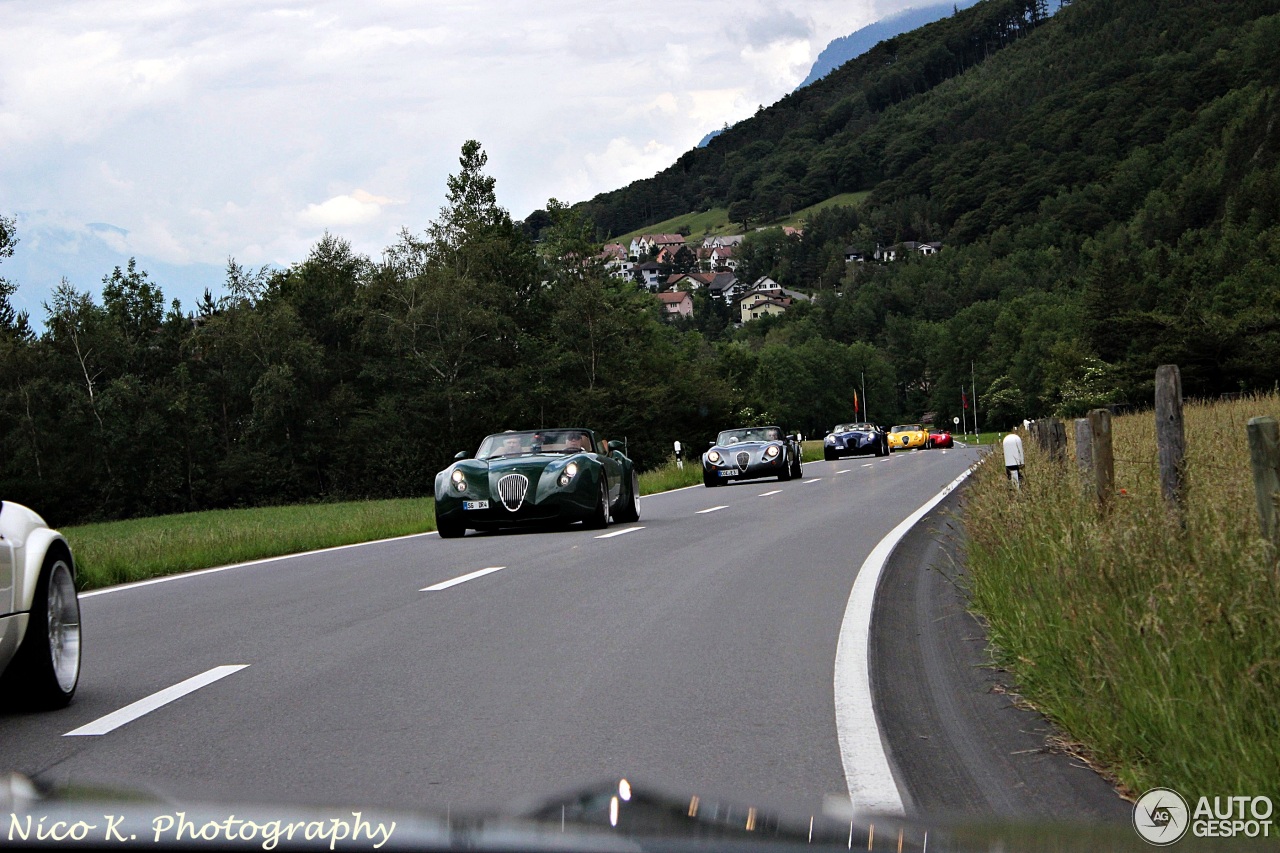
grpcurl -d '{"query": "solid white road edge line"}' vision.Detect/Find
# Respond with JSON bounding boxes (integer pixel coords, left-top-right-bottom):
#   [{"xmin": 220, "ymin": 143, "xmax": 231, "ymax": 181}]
[
  {"xmin": 422, "ymin": 566, "xmax": 506, "ymax": 592},
  {"xmin": 64, "ymin": 665, "xmax": 249, "ymax": 737},
  {"xmin": 696, "ymin": 506, "xmax": 729, "ymax": 514},
  {"xmin": 833, "ymin": 464, "xmax": 977, "ymax": 815},
  {"xmin": 595, "ymin": 526, "xmax": 645, "ymax": 539}
]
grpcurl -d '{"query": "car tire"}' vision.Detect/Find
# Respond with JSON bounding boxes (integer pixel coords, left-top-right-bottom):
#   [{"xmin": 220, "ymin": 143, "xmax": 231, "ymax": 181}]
[
  {"xmin": 791, "ymin": 456, "xmax": 803, "ymax": 479},
  {"xmin": 613, "ymin": 469, "xmax": 641, "ymax": 522},
  {"xmin": 436, "ymin": 514, "xmax": 466, "ymax": 539},
  {"xmin": 3, "ymin": 549, "xmax": 81, "ymax": 709},
  {"xmin": 823, "ymin": 449, "xmax": 835, "ymax": 462},
  {"xmin": 584, "ymin": 476, "xmax": 610, "ymax": 529}
]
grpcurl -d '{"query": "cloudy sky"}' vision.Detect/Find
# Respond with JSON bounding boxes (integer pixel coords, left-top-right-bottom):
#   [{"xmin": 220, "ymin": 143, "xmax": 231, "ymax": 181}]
[{"xmin": 2, "ymin": 0, "xmax": 919, "ymax": 321}]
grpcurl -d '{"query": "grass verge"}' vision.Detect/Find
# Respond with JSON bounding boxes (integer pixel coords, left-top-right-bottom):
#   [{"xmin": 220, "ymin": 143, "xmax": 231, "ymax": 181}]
[
  {"xmin": 961, "ymin": 394, "xmax": 1280, "ymax": 796},
  {"xmin": 67, "ymin": 458, "xmax": 712, "ymax": 592},
  {"xmin": 66, "ymin": 499, "xmax": 437, "ymax": 591}
]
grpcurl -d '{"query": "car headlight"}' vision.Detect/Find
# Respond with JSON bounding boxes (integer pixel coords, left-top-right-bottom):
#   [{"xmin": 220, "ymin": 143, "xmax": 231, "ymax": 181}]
[
  {"xmin": 825, "ymin": 435, "xmax": 835, "ymax": 444},
  {"xmin": 451, "ymin": 469, "xmax": 467, "ymax": 492},
  {"xmin": 558, "ymin": 462, "xmax": 579, "ymax": 487},
  {"xmin": 764, "ymin": 444, "xmax": 780, "ymax": 458},
  {"xmin": 707, "ymin": 450, "xmax": 721, "ymax": 464}
]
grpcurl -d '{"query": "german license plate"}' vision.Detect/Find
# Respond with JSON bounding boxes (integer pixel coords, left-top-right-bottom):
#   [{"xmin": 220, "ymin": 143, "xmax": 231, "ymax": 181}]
[
  {"xmin": 717, "ymin": 470, "xmax": 735, "ymax": 477},
  {"xmin": 463, "ymin": 500, "xmax": 489, "ymax": 510}
]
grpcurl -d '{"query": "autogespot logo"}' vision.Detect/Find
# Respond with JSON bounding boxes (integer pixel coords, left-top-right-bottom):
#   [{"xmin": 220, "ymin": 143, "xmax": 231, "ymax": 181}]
[{"xmin": 1134, "ymin": 788, "xmax": 1190, "ymax": 846}]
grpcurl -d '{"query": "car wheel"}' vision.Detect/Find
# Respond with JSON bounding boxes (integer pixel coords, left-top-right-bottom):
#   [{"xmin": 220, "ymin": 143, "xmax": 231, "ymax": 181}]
[
  {"xmin": 584, "ymin": 476, "xmax": 610, "ymax": 529},
  {"xmin": 436, "ymin": 514, "xmax": 466, "ymax": 539},
  {"xmin": 823, "ymin": 449, "xmax": 835, "ymax": 462},
  {"xmin": 791, "ymin": 455, "xmax": 803, "ymax": 479},
  {"xmin": 4, "ymin": 550, "xmax": 81, "ymax": 709},
  {"xmin": 613, "ymin": 469, "xmax": 641, "ymax": 522}
]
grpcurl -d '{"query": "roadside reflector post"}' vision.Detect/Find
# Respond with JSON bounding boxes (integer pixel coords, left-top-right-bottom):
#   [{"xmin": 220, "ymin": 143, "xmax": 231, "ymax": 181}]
[
  {"xmin": 673, "ymin": 440, "xmax": 683, "ymax": 470},
  {"xmin": 1002, "ymin": 432, "xmax": 1025, "ymax": 487},
  {"xmin": 1088, "ymin": 408, "xmax": 1114, "ymax": 506},
  {"xmin": 1247, "ymin": 416, "xmax": 1280, "ymax": 549}
]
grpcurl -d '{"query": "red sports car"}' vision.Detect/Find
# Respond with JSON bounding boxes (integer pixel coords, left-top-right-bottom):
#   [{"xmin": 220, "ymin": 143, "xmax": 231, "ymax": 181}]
[{"xmin": 928, "ymin": 430, "xmax": 954, "ymax": 448}]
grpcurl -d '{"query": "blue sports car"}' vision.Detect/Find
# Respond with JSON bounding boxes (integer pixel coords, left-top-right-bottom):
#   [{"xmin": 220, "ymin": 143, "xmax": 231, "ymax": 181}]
[{"xmin": 823, "ymin": 423, "xmax": 888, "ymax": 460}]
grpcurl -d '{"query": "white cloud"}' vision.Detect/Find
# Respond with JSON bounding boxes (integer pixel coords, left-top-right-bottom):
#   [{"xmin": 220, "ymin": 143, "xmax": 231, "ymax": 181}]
[
  {"xmin": 0, "ymin": 0, "xmax": 914, "ymax": 312},
  {"xmin": 297, "ymin": 192, "xmax": 391, "ymax": 228}
]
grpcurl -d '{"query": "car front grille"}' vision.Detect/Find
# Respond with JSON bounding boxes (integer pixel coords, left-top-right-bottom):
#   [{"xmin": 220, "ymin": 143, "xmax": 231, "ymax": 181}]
[
  {"xmin": 498, "ymin": 473, "xmax": 529, "ymax": 512},
  {"xmin": 735, "ymin": 451, "xmax": 750, "ymax": 470}
]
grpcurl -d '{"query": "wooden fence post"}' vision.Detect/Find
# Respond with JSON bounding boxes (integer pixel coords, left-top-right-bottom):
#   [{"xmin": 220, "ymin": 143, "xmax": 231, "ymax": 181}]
[
  {"xmin": 1247, "ymin": 416, "xmax": 1280, "ymax": 545},
  {"xmin": 1155, "ymin": 365, "xmax": 1186, "ymax": 510},
  {"xmin": 1075, "ymin": 417, "xmax": 1093, "ymax": 488},
  {"xmin": 1031, "ymin": 417, "xmax": 1067, "ymax": 462},
  {"xmin": 1088, "ymin": 408, "xmax": 1114, "ymax": 505}
]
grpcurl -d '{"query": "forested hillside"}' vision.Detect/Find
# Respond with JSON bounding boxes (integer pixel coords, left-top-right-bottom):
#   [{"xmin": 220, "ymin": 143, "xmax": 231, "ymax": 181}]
[
  {"xmin": 2, "ymin": 0, "xmax": 1279, "ymax": 526},
  {"xmin": 575, "ymin": 0, "xmax": 1280, "ymax": 421}
]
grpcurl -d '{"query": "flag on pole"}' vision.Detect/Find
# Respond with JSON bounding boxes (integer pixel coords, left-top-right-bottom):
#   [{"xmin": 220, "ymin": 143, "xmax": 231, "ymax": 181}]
[
  {"xmin": 853, "ymin": 390, "xmax": 859, "ymax": 416},
  {"xmin": 962, "ymin": 388, "xmax": 969, "ymax": 410}
]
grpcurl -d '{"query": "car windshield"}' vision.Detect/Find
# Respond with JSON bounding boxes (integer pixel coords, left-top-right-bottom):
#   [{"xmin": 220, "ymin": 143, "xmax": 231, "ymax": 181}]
[
  {"xmin": 834, "ymin": 423, "xmax": 874, "ymax": 433},
  {"xmin": 717, "ymin": 427, "xmax": 782, "ymax": 445},
  {"xmin": 891, "ymin": 425, "xmax": 922, "ymax": 433},
  {"xmin": 477, "ymin": 429, "xmax": 595, "ymax": 459}
]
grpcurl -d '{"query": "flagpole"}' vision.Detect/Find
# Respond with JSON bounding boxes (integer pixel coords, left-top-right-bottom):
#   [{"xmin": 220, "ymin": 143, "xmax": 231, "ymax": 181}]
[
  {"xmin": 861, "ymin": 370, "xmax": 868, "ymax": 423},
  {"xmin": 971, "ymin": 361, "xmax": 978, "ymax": 436},
  {"xmin": 961, "ymin": 386, "xmax": 967, "ymax": 435}
]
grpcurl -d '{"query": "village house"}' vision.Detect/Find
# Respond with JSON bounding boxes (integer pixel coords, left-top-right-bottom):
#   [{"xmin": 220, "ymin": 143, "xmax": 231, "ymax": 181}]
[
  {"xmin": 629, "ymin": 233, "xmax": 687, "ymax": 260},
  {"xmin": 634, "ymin": 261, "xmax": 664, "ymax": 291},
  {"xmin": 656, "ymin": 290, "xmax": 693, "ymax": 320},
  {"xmin": 874, "ymin": 241, "xmax": 943, "ymax": 261},
  {"xmin": 600, "ymin": 243, "xmax": 634, "ymax": 279},
  {"xmin": 738, "ymin": 291, "xmax": 791, "ymax": 323}
]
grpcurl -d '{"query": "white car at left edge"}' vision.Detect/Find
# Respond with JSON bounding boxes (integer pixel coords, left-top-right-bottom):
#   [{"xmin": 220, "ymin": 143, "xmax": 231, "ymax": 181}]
[{"xmin": 0, "ymin": 501, "xmax": 81, "ymax": 708}]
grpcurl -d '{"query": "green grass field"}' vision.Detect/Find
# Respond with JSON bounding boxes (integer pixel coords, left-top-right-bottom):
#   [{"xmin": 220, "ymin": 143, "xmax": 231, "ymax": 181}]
[
  {"xmin": 961, "ymin": 395, "xmax": 1280, "ymax": 796},
  {"xmin": 609, "ymin": 191, "xmax": 870, "ymax": 245},
  {"xmin": 65, "ymin": 459, "xmax": 716, "ymax": 592}
]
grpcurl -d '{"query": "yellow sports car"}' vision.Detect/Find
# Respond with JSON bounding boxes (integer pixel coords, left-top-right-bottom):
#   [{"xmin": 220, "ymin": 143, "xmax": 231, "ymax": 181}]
[{"xmin": 887, "ymin": 424, "xmax": 930, "ymax": 451}]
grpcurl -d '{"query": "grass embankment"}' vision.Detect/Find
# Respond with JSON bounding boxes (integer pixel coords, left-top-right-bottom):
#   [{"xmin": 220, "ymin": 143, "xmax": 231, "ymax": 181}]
[
  {"xmin": 66, "ymin": 499, "xmax": 439, "ymax": 591},
  {"xmin": 66, "ymin": 459, "xmax": 712, "ymax": 592},
  {"xmin": 610, "ymin": 191, "xmax": 871, "ymax": 245},
  {"xmin": 962, "ymin": 395, "xmax": 1280, "ymax": 796}
]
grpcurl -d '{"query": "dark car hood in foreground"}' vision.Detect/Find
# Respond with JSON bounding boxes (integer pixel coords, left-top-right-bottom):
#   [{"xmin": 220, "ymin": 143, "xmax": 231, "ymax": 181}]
[{"xmin": 2, "ymin": 773, "xmax": 1239, "ymax": 852}]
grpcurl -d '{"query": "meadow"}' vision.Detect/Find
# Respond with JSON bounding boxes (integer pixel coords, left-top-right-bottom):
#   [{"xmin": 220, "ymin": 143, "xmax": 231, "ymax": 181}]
[{"xmin": 961, "ymin": 395, "xmax": 1280, "ymax": 795}]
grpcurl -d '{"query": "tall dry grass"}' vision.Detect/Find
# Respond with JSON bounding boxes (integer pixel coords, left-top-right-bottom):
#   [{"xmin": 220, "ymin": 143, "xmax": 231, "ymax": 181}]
[{"xmin": 962, "ymin": 395, "xmax": 1280, "ymax": 796}]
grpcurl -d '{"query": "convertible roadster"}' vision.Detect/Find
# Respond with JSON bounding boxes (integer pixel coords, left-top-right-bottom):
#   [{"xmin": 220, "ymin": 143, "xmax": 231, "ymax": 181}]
[
  {"xmin": 702, "ymin": 426, "xmax": 803, "ymax": 486},
  {"xmin": 887, "ymin": 424, "xmax": 930, "ymax": 452},
  {"xmin": 434, "ymin": 429, "xmax": 640, "ymax": 538},
  {"xmin": 0, "ymin": 501, "xmax": 81, "ymax": 709},
  {"xmin": 823, "ymin": 423, "xmax": 888, "ymax": 460}
]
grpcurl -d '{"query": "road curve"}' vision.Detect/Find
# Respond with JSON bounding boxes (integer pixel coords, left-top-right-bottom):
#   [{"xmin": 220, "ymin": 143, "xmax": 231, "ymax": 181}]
[{"xmin": 0, "ymin": 443, "xmax": 1124, "ymax": 829}]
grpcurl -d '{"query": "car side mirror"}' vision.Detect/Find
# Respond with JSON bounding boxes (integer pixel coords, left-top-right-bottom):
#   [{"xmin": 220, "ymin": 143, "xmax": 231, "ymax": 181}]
[
  {"xmin": 787, "ymin": 434, "xmax": 798, "ymax": 442},
  {"xmin": 608, "ymin": 440, "xmax": 624, "ymax": 452},
  {"xmin": 454, "ymin": 450, "xmax": 471, "ymax": 460},
  {"xmin": 708, "ymin": 440, "xmax": 715, "ymax": 447}
]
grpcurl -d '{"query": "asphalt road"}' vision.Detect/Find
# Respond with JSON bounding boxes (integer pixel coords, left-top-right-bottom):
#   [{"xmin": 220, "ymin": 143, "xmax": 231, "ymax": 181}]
[{"xmin": 0, "ymin": 444, "xmax": 1127, "ymax": 827}]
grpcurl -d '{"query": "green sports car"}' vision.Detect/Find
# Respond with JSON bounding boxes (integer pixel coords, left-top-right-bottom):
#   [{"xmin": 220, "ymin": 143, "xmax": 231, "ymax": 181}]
[{"xmin": 433, "ymin": 429, "xmax": 640, "ymax": 538}]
